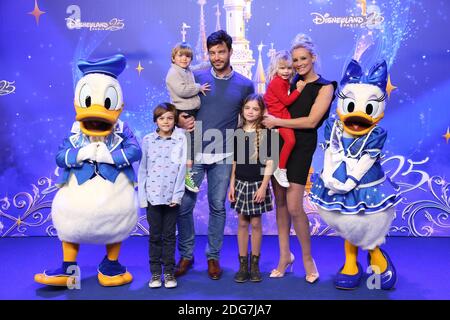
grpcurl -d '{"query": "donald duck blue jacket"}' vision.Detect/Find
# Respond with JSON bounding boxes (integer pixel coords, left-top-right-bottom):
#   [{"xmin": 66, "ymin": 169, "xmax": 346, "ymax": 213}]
[{"xmin": 55, "ymin": 119, "xmax": 142, "ymax": 185}]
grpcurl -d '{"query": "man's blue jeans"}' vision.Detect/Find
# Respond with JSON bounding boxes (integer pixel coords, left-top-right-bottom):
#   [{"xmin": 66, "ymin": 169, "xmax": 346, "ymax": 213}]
[{"xmin": 177, "ymin": 162, "xmax": 232, "ymax": 261}]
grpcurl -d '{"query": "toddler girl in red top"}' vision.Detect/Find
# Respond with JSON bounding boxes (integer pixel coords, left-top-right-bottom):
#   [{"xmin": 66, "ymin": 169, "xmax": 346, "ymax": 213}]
[{"xmin": 264, "ymin": 50, "xmax": 305, "ymax": 187}]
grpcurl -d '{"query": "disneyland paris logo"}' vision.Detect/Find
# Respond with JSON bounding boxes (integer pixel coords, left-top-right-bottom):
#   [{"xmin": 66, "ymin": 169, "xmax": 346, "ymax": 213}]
[
  {"xmin": 0, "ymin": 80, "xmax": 16, "ymax": 96},
  {"xmin": 65, "ymin": 5, "xmax": 124, "ymax": 31},
  {"xmin": 311, "ymin": 2, "xmax": 384, "ymax": 28}
]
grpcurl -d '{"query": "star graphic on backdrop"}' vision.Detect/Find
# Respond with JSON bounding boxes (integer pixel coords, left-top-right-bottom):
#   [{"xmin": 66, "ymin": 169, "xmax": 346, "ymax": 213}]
[
  {"xmin": 28, "ymin": 0, "xmax": 46, "ymax": 26},
  {"xmin": 386, "ymin": 74, "xmax": 397, "ymax": 98},
  {"xmin": 443, "ymin": 127, "xmax": 450, "ymax": 144},
  {"xmin": 136, "ymin": 61, "xmax": 144, "ymax": 76}
]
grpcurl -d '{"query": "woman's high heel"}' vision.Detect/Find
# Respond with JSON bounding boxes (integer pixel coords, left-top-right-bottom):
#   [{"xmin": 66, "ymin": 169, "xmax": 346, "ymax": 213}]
[
  {"xmin": 305, "ymin": 259, "xmax": 319, "ymax": 284},
  {"xmin": 270, "ymin": 253, "xmax": 295, "ymax": 278}
]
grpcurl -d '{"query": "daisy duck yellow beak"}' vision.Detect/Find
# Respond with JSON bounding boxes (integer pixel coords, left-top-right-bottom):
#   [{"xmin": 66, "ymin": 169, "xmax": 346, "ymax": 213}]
[
  {"xmin": 337, "ymin": 110, "xmax": 384, "ymax": 136},
  {"xmin": 75, "ymin": 104, "xmax": 122, "ymax": 137}
]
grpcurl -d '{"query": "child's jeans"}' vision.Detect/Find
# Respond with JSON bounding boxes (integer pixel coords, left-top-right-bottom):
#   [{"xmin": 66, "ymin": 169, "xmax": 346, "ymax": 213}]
[{"xmin": 147, "ymin": 203, "xmax": 178, "ymax": 275}]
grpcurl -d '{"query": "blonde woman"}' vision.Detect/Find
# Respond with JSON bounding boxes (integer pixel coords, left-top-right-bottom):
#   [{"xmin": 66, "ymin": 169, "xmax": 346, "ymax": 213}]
[{"xmin": 263, "ymin": 34, "xmax": 337, "ymax": 283}]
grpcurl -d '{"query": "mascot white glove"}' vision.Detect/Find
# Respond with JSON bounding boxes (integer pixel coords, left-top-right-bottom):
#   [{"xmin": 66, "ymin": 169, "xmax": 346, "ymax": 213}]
[
  {"xmin": 96, "ymin": 142, "xmax": 115, "ymax": 164},
  {"xmin": 327, "ymin": 153, "xmax": 377, "ymax": 196},
  {"xmin": 327, "ymin": 178, "xmax": 357, "ymax": 195},
  {"xmin": 76, "ymin": 143, "xmax": 98, "ymax": 162}
]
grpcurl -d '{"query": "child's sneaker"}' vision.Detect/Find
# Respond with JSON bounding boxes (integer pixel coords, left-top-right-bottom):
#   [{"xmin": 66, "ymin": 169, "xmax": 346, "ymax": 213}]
[
  {"xmin": 273, "ymin": 168, "xmax": 290, "ymax": 188},
  {"xmin": 185, "ymin": 171, "xmax": 200, "ymax": 193},
  {"xmin": 148, "ymin": 274, "xmax": 162, "ymax": 288},
  {"xmin": 164, "ymin": 273, "xmax": 178, "ymax": 288}
]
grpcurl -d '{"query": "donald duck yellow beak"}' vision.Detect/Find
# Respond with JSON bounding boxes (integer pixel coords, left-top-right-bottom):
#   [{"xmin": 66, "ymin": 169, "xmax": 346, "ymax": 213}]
[
  {"xmin": 337, "ymin": 110, "xmax": 384, "ymax": 136},
  {"xmin": 74, "ymin": 54, "xmax": 126, "ymax": 137},
  {"xmin": 75, "ymin": 104, "xmax": 122, "ymax": 137},
  {"xmin": 337, "ymin": 60, "xmax": 388, "ymax": 137}
]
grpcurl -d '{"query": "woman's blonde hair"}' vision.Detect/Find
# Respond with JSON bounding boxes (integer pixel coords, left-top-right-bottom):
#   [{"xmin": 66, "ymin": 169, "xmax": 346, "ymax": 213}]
[
  {"xmin": 290, "ymin": 34, "xmax": 316, "ymax": 56},
  {"xmin": 266, "ymin": 50, "xmax": 293, "ymax": 82},
  {"xmin": 290, "ymin": 33, "xmax": 320, "ymax": 70}
]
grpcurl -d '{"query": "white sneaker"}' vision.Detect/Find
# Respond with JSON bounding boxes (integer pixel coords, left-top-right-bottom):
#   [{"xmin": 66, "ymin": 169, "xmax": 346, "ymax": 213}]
[
  {"xmin": 149, "ymin": 274, "xmax": 162, "ymax": 288},
  {"xmin": 164, "ymin": 273, "xmax": 178, "ymax": 288},
  {"xmin": 274, "ymin": 168, "xmax": 290, "ymax": 188}
]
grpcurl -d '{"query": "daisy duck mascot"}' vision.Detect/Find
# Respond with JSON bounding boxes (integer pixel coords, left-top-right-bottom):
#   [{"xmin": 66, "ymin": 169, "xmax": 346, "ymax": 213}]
[
  {"xmin": 310, "ymin": 59, "xmax": 401, "ymax": 290},
  {"xmin": 34, "ymin": 54, "xmax": 142, "ymax": 287}
]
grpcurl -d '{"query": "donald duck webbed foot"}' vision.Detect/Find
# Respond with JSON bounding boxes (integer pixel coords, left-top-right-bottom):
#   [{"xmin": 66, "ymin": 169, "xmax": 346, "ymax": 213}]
[
  {"xmin": 335, "ymin": 240, "xmax": 362, "ymax": 290},
  {"xmin": 97, "ymin": 255, "xmax": 133, "ymax": 287},
  {"xmin": 34, "ymin": 261, "xmax": 79, "ymax": 287},
  {"xmin": 335, "ymin": 262, "xmax": 363, "ymax": 290},
  {"xmin": 367, "ymin": 247, "xmax": 397, "ymax": 290}
]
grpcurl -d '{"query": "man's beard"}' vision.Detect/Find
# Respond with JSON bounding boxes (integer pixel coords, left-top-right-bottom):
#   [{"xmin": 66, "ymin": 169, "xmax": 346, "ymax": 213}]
[{"xmin": 212, "ymin": 59, "xmax": 230, "ymax": 72}]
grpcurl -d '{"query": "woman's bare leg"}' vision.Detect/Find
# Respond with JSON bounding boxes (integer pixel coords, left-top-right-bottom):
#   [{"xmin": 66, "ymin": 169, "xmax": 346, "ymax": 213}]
[
  {"xmin": 272, "ymin": 178, "xmax": 293, "ymax": 272},
  {"xmin": 287, "ymin": 183, "xmax": 318, "ymax": 276}
]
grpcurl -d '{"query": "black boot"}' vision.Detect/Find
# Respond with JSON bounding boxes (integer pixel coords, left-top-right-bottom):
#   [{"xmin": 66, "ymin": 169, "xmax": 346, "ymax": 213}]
[
  {"xmin": 250, "ymin": 253, "xmax": 262, "ymax": 282},
  {"xmin": 234, "ymin": 255, "xmax": 249, "ymax": 283}
]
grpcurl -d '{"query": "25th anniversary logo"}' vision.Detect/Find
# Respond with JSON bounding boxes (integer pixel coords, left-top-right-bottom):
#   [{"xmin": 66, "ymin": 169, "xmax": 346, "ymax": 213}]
[{"xmin": 311, "ymin": 0, "xmax": 384, "ymax": 28}]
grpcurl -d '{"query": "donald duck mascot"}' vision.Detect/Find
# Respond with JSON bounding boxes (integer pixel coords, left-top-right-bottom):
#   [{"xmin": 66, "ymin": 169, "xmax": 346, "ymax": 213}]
[
  {"xmin": 310, "ymin": 59, "xmax": 401, "ymax": 290},
  {"xmin": 34, "ymin": 54, "xmax": 142, "ymax": 287}
]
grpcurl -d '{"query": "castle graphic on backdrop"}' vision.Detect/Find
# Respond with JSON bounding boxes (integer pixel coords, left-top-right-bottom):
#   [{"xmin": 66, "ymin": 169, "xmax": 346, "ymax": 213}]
[{"xmin": 184, "ymin": 0, "xmax": 272, "ymax": 93}]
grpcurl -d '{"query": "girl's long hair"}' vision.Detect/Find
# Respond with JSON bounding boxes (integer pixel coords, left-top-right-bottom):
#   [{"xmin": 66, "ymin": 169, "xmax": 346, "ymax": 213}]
[{"xmin": 240, "ymin": 94, "xmax": 267, "ymax": 161}]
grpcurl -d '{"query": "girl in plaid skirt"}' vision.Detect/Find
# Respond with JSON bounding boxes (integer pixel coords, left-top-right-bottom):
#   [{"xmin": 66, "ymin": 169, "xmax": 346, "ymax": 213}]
[{"xmin": 228, "ymin": 94, "xmax": 274, "ymax": 283}]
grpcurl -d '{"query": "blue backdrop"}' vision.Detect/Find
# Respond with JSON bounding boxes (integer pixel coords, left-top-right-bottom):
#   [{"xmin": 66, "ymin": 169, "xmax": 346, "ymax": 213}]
[{"xmin": 0, "ymin": 0, "xmax": 449, "ymax": 237}]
